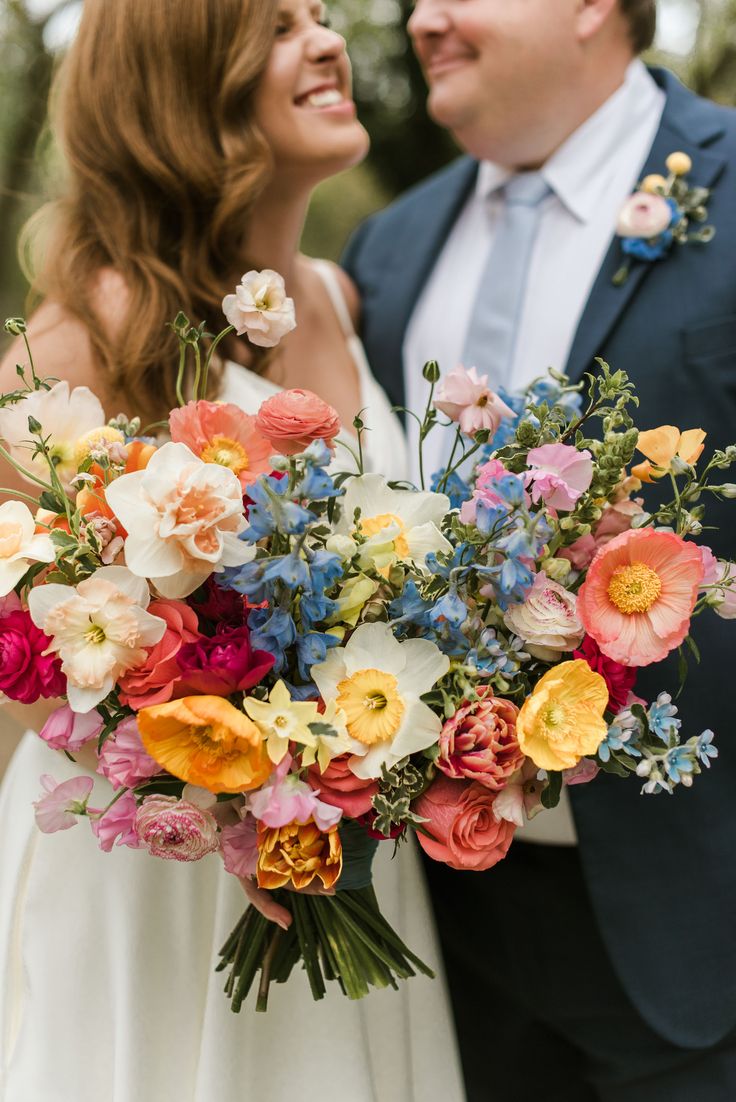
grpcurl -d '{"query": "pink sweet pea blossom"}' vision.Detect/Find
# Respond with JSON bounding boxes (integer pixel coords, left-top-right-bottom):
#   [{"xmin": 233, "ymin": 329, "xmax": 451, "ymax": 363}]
[
  {"xmin": 459, "ymin": 458, "xmax": 512, "ymax": 524},
  {"xmin": 248, "ymin": 756, "xmax": 342, "ymax": 831},
  {"xmin": 434, "ymin": 365, "xmax": 514, "ymax": 437},
  {"xmin": 524, "ymin": 443, "xmax": 593, "ymax": 511},
  {"xmin": 491, "ymin": 760, "xmax": 546, "ymax": 827},
  {"xmin": 39, "ymin": 704, "xmax": 103, "ymax": 752},
  {"xmin": 713, "ymin": 561, "xmax": 736, "ymax": 619},
  {"xmin": 90, "ymin": 790, "xmax": 140, "ymax": 852},
  {"xmin": 562, "ymin": 759, "xmax": 600, "ymax": 786},
  {"xmin": 96, "ymin": 716, "xmax": 161, "ymax": 789},
  {"xmin": 220, "ymin": 813, "xmax": 259, "ymax": 878},
  {"xmin": 33, "ymin": 774, "xmax": 94, "ymax": 833}
]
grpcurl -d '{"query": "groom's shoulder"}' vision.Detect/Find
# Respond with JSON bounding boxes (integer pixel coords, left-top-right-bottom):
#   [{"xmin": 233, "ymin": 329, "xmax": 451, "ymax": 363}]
[{"xmin": 658, "ymin": 66, "xmax": 736, "ymax": 150}]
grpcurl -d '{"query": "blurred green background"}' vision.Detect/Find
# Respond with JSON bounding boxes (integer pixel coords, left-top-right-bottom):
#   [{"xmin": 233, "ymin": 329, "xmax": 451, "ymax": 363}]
[{"xmin": 0, "ymin": 0, "xmax": 735, "ymax": 331}]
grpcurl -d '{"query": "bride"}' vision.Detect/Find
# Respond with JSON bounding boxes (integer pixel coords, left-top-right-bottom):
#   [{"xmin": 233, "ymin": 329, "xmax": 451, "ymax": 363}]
[{"xmin": 0, "ymin": 1, "xmax": 464, "ymax": 1099}]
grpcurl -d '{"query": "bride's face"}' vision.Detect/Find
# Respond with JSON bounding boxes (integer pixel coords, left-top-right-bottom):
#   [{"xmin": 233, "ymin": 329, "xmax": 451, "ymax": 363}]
[{"xmin": 253, "ymin": 0, "xmax": 369, "ymax": 181}]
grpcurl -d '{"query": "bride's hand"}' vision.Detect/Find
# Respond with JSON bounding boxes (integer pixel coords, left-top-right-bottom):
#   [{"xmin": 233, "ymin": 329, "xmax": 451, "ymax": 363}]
[{"xmin": 237, "ymin": 876, "xmax": 336, "ymax": 929}]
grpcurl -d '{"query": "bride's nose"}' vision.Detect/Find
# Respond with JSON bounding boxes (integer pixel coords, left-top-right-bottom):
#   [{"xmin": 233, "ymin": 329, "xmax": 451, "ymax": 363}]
[{"xmin": 304, "ymin": 24, "xmax": 346, "ymax": 64}]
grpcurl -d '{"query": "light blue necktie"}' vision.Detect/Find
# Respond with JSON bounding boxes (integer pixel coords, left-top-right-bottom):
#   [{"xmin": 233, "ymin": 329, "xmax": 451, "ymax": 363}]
[{"xmin": 462, "ymin": 171, "xmax": 551, "ymax": 393}]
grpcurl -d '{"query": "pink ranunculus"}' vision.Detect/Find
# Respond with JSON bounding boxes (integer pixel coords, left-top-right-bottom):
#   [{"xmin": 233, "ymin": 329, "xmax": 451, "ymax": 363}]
[
  {"xmin": 169, "ymin": 400, "xmax": 274, "ymax": 489},
  {"xmin": 433, "ymin": 365, "xmax": 514, "ymax": 438},
  {"xmin": 220, "ymin": 813, "xmax": 259, "ymax": 877},
  {"xmin": 438, "ymin": 688, "xmax": 523, "ymax": 791},
  {"xmin": 118, "ymin": 599, "xmax": 201, "ymax": 710},
  {"xmin": 176, "ymin": 624, "xmax": 274, "ymax": 696},
  {"xmin": 413, "ymin": 775, "xmax": 515, "ymax": 871},
  {"xmin": 617, "ymin": 191, "xmax": 672, "ymax": 238},
  {"xmin": 96, "ymin": 716, "xmax": 161, "ymax": 789},
  {"xmin": 306, "ymin": 754, "xmax": 378, "ymax": 818},
  {"xmin": 33, "ymin": 774, "xmax": 94, "ymax": 833},
  {"xmin": 134, "ymin": 795, "xmax": 219, "ymax": 861},
  {"xmin": 562, "ymin": 758, "xmax": 600, "ymax": 786},
  {"xmin": 249, "ymin": 756, "xmax": 342, "ymax": 832},
  {"xmin": 39, "ymin": 704, "xmax": 103, "ymax": 752},
  {"xmin": 573, "ymin": 635, "xmax": 637, "ymax": 714},
  {"xmin": 524, "ymin": 443, "xmax": 594, "ymax": 511},
  {"xmin": 255, "ymin": 389, "xmax": 341, "ymax": 457},
  {"xmin": 503, "ymin": 572, "xmax": 584, "ymax": 661},
  {"xmin": 0, "ymin": 608, "xmax": 66, "ymax": 703},
  {"xmin": 459, "ymin": 458, "xmax": 511, "ymax": 524},
  {"xmin": 90, "ymin": 790, "xmax": 140, "ymax": 852}
]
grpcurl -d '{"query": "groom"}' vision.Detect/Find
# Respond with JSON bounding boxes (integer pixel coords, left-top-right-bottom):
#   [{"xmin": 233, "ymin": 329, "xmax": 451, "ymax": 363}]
[{"xmin": 343, "ymin": 0, "xmax": 736, "ymax": 1098}]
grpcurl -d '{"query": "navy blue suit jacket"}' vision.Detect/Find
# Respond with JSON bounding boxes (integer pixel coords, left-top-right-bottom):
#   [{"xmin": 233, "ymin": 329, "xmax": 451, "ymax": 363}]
[{"xmin": 343, "ymin": 69, "xmax": 736, "ymax": 1047}]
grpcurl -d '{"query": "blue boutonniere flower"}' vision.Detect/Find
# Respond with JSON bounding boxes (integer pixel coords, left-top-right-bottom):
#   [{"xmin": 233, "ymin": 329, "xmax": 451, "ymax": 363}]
[{"xmin": 613, "ymin": 151, "xmax": 715, "ymax": 285}]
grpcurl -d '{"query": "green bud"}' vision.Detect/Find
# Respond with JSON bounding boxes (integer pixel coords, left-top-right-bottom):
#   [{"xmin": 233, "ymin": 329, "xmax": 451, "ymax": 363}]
[
  {"xmin": 718, "ymin": 483, "xmax": 736, "ymax": 499},
  {"xmin": 27, "ymin": 415, "xmax": 43, "ymax": 435},
  {"xmin": 422, "ymin": 360, "xmax": 441, "ymax": 383},
  {"xmin": 4, "ymin": 317, "xmax": 26, "ymax": 336}
]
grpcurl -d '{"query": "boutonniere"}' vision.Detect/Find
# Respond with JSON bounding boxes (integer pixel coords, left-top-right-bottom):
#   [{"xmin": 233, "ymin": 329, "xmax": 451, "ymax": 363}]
[{"xmin": 613, "ymin": 151, "xmax": 715, "ymax": 286}]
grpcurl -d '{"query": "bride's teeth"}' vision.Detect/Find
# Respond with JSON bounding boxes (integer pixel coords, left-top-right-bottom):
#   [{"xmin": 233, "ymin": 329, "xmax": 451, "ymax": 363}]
[{"xmin": 305, "ymin": 89, "xmax": 343, "ymax": 108}]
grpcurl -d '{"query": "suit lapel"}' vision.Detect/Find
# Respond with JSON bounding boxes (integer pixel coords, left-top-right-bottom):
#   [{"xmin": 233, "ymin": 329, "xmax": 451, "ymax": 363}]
[{"xmin": 565, "ymin": 70, "xmax": 727, "ymax": 384}]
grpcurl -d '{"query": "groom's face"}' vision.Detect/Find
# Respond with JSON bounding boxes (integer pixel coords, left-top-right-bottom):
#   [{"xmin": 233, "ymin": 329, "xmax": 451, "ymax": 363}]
[{"xmin": 408, "ymin": 0, "xmax": 586, "ymax": 165}]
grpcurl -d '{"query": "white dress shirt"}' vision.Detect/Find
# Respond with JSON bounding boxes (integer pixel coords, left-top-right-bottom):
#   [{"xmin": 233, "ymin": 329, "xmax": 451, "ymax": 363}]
[{"xmin": 403, "ymin": 60, "xmax": 665, "ymax": 844}]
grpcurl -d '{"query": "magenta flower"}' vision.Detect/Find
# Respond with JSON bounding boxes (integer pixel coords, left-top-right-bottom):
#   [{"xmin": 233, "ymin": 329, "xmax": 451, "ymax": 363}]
[
  {"xmin": 524, "ymin": 443, "xmax": 594, "ymax": 511},
  {"xmin": 33, "ymin": 774, "xmax": 94, "ymax": 834},
  {"xmin": 96, "ymin": 716, "xmax": 161, "ymax": 789},
  {"xmin": 573, "ymin": 635, "xmax": 637, "ymax": 714},
  {"xmin": 434, "ymin": 365, "xmax": 514, "ymax": 437},
  {"xmin": 39, "ymin": 704, "xmax": 103, "ymax": 753},
  {"xmin": 0, "ymin": 608, "xmax": 66, "ymax": 704},
  {"xmin": 176, "ymin": 624, "xmax": 274, "ymax": 696},
  {"xmin": 135, "ymin": 795, "xmax": 219, "ymax": 861},
  {"xmin": 90, "ymin": 791, "xmax": 140, "ymax": 852},
  {"xmin": 220, "ymin": 813, "xmax": 259, "ymax": 878},
  {"xmin": 248, "ymin": 757, "xmax": 342, "ymax": 831}
]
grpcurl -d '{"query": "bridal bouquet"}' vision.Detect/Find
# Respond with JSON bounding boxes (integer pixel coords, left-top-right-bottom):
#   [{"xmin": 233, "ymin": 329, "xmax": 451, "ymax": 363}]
[{"xmin": 1, "ymin": 273, "xmax": 734, "ymax": 1012}]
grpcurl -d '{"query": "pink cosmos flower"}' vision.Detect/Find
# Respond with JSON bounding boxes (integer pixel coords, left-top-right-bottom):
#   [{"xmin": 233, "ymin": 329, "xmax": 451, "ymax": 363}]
[
  {"xmin": 169, "ymin": 400, "xmax": 273, "ymax": 489},
  {"xmin": 118, "ymin": 598, "xmax": 201, "ymax": 710},
  {"xmin": 617, "ymin": 191, "xmax": 672, "ymax": 238},
  {"xmin": 90, "ymin": 790, "xmax": 140, "ymax": 852},
  {"xmin": 573, "ymin": 636, "xmax": 637, "ymax": 714},
  {"xmin": 0, "ymin": 608, "xmax": 66, "ymax": 704},
  {"xmin": 176, "ymin": 624, "xmax": 275, "ymax": 696},
  {"xmin": 306, "ymin": 754, "xmax": 378, "ymax": 818},
  {"xmin": 39, "ymin": 704, "xmax": 103, "ymax": 752},
  {"xmin": 134, "ymin": 795, "xmax": 220, "ymax": 861},
  {"xmin": 414, "ymin": 775, "xmax": 515, "ymax": 871},
  {"xmin": 220, "ymin": 813, "xmax": 259, "ymax": 877},
  {"xmin": 33, "ymin": 774, "xmax": 94, "ymax": 833},
  {"xmin": 96, "ymin": 716, "xmax": 161, "ymax": 789},
  {"xmin": 577, "ymin": 528, "xmax": 704, "ymax": 667},
  {"xmin": 437, "ymin": 688, "xmax": 523, "ymax": 790},
  {"xmin": 433, "ymin": 365, "xmax": 514, "ymax": 438},
  {"xmin": 255, "ymin": 389, "xmax": 341, "ymax": 456},
  {"xmin": 249, "ymin": 756, "xmax": 342, "ymax": 832},
  {"xmin": 524, "ymin": 443, "xmax": 594, "ymax": 511}
]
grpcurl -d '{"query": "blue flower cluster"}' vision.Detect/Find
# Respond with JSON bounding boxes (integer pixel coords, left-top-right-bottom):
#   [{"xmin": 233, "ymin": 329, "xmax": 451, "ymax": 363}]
[{"xmin": 621, "ymin": 197, "xmax": 680, "ymax": 262}]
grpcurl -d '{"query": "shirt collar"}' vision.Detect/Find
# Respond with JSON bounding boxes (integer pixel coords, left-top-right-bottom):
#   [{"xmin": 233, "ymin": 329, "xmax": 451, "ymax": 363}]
[{"xmin": 475, "ymin": 60, "xmax": 664, "ymax": 223}]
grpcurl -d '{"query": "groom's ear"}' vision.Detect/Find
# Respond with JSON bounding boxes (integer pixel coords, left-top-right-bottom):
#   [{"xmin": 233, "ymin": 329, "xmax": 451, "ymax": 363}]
[{"xmin": 574, "ymin": 0, "xmax": 628, "ymax": 45}]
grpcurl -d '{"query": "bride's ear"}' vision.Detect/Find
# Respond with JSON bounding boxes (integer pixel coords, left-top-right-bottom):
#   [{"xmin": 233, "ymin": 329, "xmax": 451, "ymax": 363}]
[{"xmin": 574, "ymin": 0, "xmax": 626, "ymax": 45}]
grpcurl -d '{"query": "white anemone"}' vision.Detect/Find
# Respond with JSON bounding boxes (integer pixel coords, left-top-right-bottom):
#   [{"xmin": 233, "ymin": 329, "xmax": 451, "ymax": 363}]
[{"xmin": 0, "ymin": 501, "xmax": 55, "ymax": 596}]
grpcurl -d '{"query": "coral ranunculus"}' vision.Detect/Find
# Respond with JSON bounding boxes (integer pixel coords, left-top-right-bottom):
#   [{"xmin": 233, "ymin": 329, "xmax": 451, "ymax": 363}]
[
  {"xmin": 437, "ymin": 689, "xmax": 523, "ymax": 790},
  {"xmin": 118, "ymin": 598, "xmax": 201, "ymax": 710},
  {"xmin": 577, "ymin": 528, "xmax": 704, "ymax": 667},
  {"xmin": 255, "ymin": 388, "xmax": 341, "ymax": 456},
  {"xmin": 306, "ymin": 754, "xmax": 379, "ymax": 818},
  {"xmin": 516, "ymin": 660, "xmax": 609, "ymax": 771},
  {"xmin": 169, "ymin": 400, "xmax": 273, "ymax": 489},
  {"xmin": 137, "ymin": 696, "xmax": 272, "ymax": 794},
  {"xmin": 256, "ymin": 819, "xmax": 343, "ymax": 890}
]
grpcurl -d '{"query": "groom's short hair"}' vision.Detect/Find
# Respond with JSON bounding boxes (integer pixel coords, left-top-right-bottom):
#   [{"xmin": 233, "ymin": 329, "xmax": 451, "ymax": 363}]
[{"xmin": 620, "ymin": 0, "xmax": 657, "ymax": 53}]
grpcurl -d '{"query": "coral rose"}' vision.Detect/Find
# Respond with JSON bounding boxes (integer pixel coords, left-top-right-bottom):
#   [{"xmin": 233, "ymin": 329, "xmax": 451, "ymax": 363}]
[
  {"xmin": 306, "ymin": 754, "xmax": 379, "ymax": 818},
  {"xmin": 118, "ymin": 599, "xmax": 201, "ymax": 709},
  {"xmin": 438, "ymin": 689, "xmax": 523, "ymax": 790},
  {"xmin": 256, "ymin": 819, "xmax": 343, "ymax": 890},
  {"xmin": 255, "ymin": 388, "xmax": 341, "ymax": 456},
  {"xmin": 413, "ymin": 775, "xmax": 515, "ymax": 871}
]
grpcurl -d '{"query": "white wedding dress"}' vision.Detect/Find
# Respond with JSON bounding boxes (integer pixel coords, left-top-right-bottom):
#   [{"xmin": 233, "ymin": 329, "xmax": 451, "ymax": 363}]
[{"xmin": 0, "ymin": 261, "xmax": 465, "ymax": 1102}]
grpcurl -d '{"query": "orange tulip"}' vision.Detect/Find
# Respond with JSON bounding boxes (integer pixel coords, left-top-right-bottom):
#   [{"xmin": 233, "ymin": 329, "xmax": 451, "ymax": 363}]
[
  {"xmin": 256, "ymin": 820, "xmax": 343, "ymax": 891},
  {"xmin": 632, "ymin": 426, "xmax": 705, "ymax": 483}
]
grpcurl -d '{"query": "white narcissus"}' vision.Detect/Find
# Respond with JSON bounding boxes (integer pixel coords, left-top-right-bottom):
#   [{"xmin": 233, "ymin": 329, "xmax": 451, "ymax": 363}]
[
  {"xmin": 104, "ymin": 441, "xmax": 255, "ymax": 599},
  {"xmin": 311, "ymin": 621, "xmax": 450, "ymax": 780},
  {"xmin": 339, "ymin": 473, "xmax": 452, "ymax": 575},
  {"xmin": 0, "ymin": 381, "xmax": 105, "ymax": 490},
  {"xmin": 28, "ymin": 565, "xmax": 167, "ymax": 713},
  {"xmin": 0, "ymin": 501, "xmax": 55, "ymax": 596}
]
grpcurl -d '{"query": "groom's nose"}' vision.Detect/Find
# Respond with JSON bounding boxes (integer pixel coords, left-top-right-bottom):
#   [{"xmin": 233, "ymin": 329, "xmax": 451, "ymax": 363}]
[{"xmin": 407, "ymin": 0, "xmax": 453, "ymax": 46}]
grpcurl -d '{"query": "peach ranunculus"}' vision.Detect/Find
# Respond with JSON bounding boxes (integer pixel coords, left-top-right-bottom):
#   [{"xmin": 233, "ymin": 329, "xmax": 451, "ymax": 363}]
[
  {"xmin": 413, "ymin": 775, "xmax": 515, "ymax": 871},
  {"xmin": 222, "ymin": 270, "xmax": 296, "ymax": 348},
  {"xmin": 118, "ymin": 598, "xmax": 201, "ymax": 709},
  {"xmin": 577, "ymin": 528, "xmax": 704, "ymax": 667},
  {"xmin": 616, "ymin": 192, "xmax": 672, "ymax": 239},
  {"xmin": 504, "ymin": 572, "xmax": 584, "ymax": 661},
  {"xmin": 256, "ymin": 819, "xmax": 343, "ymax": 890},
  {"xmin": 515, "ymin": 659, "xmax": 609, "ymax": 771},
  {"xmin": 137, "ymin": 695, "xmax": 272, "ymax": 794},
  {"xmin": 104, "ymin": 441, "xmax": 255, "ymax": 599},
  {"xmin": 255, "ymin": 389, "xmax": 341, "ymax": 456},
  {"xmin": 169, "ymin": 401, "xmax": 273, "ymax": 489},
  {"xmin": 306, "ymin": 754, "xmax": 379, "ymax": 818},
  {"xmin": 632, "ymin": 426, "xmax": 706, "ymax": 483},
  {"xmin": 433, "ymin": 364, "xmax": 514, "ymax": 438},
  {"xmin": 437, "ymin": 689, "xmax": 523, "ymax": 790}
]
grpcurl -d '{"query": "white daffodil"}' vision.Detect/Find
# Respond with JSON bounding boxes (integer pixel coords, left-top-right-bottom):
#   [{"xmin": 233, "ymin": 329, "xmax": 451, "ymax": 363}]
[
  {"xmin": 104, "ymin": 441, "xmax": 255, "ymax": 599},
  {"xmin": 243, "ymin": 680, "xmax": 320, "ymax": 765},
  {"xmin": 311, "ymin": 621, "xmax": 450, "ymax": 780},
  {"xmin": 0, "ymin": 381, "xmax": 105, "ymax": 490},
  {"xmin": 0, "ymin": 500, "xmax": 55, "ymax": 596},
  {"xmin": 339, "ymin": 473, "xmax": 452, "ymax": 575},
  {"xmin": 27, "ymin": 565, "xmax": 167, "ymax": 713}
]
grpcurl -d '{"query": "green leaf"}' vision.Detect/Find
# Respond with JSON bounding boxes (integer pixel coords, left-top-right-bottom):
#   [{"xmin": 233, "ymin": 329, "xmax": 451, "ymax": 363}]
[{"xmin": 541, "ymin": 769, "xmax": 563, "ymax": 809}]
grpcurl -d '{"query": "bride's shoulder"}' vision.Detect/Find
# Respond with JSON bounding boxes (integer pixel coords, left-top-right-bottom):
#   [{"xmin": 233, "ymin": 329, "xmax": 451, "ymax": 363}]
[{"xmin": 303, "ymin": 257, "xmax": 361, "ymax": 330}]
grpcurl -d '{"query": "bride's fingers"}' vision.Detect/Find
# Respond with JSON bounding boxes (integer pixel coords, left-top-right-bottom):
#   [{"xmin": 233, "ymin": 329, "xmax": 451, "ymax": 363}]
[{"xmin": 238, "ymin": 876, "xmax": 292, "ymax": 930}]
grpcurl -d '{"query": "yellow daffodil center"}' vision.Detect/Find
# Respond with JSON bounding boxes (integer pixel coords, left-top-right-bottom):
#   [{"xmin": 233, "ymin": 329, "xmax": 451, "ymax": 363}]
[
  {"xmin": 359, "ymin": 513, "xmax": 410, "ymax": 558},
  {"xmin": 85, "ymin": 624, "xmax": 107, "ymax": 645},
  {"xmin": 336, "ymin": 668, "xmax": 405, "ymax": 746},
  {"xmin": 200, "ymin": 435, "xmax": 249, "ymax": 476},
  {"xmin": 607, "ymin": 561, "xmax": 662, "ymax": 614}
]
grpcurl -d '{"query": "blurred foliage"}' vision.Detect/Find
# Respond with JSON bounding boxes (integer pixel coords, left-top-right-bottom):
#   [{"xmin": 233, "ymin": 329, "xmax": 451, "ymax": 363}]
[{"xmin": 1, "ymin": 0, "xmax": 736, "ymax": 328}]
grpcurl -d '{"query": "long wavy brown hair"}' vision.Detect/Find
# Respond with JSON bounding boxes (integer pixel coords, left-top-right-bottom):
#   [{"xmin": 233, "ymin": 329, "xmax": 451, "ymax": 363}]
[{"xmin": 24, "ymin": 0, "xmax": 277, "ymax": 422}]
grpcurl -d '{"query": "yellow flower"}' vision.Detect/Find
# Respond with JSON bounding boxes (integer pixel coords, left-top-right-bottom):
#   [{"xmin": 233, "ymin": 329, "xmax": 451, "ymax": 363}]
[
  {"xmin": 256, "ymin": 820, "xmax": 343, "ymax": 891},
  {"xmin": 665, "ymin": 151, "xmax": 692, "ymax": 177},
  {"xmin": 641, "ymin": 173, "xmax": 667, "ymax": 193},
  {"xmin": 137, "ymin": 696, "xmax": 272, "ymax": 794},
  {"xmin": 299, "ymin": 700, "xmax": 353, "ymax": 772},
  {"xmin": 632, "ymin": 425, "xmax": 705, "ymax": 483},
  {"xmin": 326, "ymin": 574, "xmax": 379, "ymax": 628},
  {"xmin": 516, "ymin": 660, "xmax": 609, "ymax": 772},
  {"xmin": 74, "ymin": 426, "xmax": 126, "ymax": 465},
  {"xmin": 243, "ymin": 679, "xmax": 320, "ymax": 764}
]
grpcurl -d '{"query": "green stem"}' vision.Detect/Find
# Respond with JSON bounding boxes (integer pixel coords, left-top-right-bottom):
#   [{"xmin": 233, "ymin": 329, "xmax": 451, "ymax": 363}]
[
  {"xmin": 0, "ymin": 485, "xmax": 39, "ymax": 505},
  {"xmin": 256, "ymin": 926, "xmax": 283, "ymax": 1012},
  {"xmin": 200, "ymin": 325, "xmax": 234, "ymax": 402},
  {"xmin": 0, "ymin": 440, "xmax": 54, "ymax": 492},
  {"xmin": 175, "ymin": 342, "xmax": 187, "ymax": 408},
  {"xmin": 192, "ymin": 342, "xmax": 202, "ymax": 404}
]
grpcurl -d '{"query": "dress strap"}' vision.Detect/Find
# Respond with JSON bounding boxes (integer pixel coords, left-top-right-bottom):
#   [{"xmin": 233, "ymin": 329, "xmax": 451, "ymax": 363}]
[{"xmin": 310, "ymin": 258, "xmax": 356, "ymax": 340}]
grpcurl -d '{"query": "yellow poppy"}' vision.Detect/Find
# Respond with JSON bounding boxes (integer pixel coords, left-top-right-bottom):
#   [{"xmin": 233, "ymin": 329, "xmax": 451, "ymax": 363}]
[
  {"xmin": 516, "ymin": 660, "xmax": 608, "ymax": 772},
  {"xmin": 632, "ymin": 425, "xmax": 705, "ymax": 483}
]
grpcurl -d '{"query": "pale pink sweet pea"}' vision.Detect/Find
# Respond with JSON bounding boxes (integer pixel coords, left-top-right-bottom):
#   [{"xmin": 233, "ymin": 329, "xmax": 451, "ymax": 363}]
[
  {"xmin": 433, "ymin": 365, "xmax": 514, "ymax": 437},
  {"xmin": 699, "ymin": 546, "xmax": 720, "ymax": 587},
  {"xmin": 222, "ymin": 270, "xmax": 296, "ymax": 349},
  {"xmin": 459, "ymin": 458, "xmax": 512, "ymax": 524},
  {"xmin": 491, "ymin": 760, "xmax": 546, "ymax": 827},
  {"xmin": 248, "ymin": 756, "xmax": 342, "ymax": 832},
  {"xmin": 524, "ymin": 443, "xmax": 593, "ymax": 511},
  {"xmin": 713, "ymin": 561, "xmax": 736, "ymax": 619},
  {"xmin": 33, "ymin": 774, "xmax": 94, "ymax": 833},
  {"xmin": 616, "ymin": 192, "xmax": 672, "ymax": 238},
  {"xmin": 220, "ymin": 813, "xmax": 259, "ymax": 878},
  {"xmin": 39, "ymin": 704, "xmax": 103, "ymax": 752},
  {"xmin": 96, "ymin": 716, "xmax": 161, "ymax": 789},
  {"xmin": 562, "ymin": 758, "xmax": 600, "ymax": 786},
  {"xmin": 90, "ymin": 790, "xmax": 140, "ymax": 852}
]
